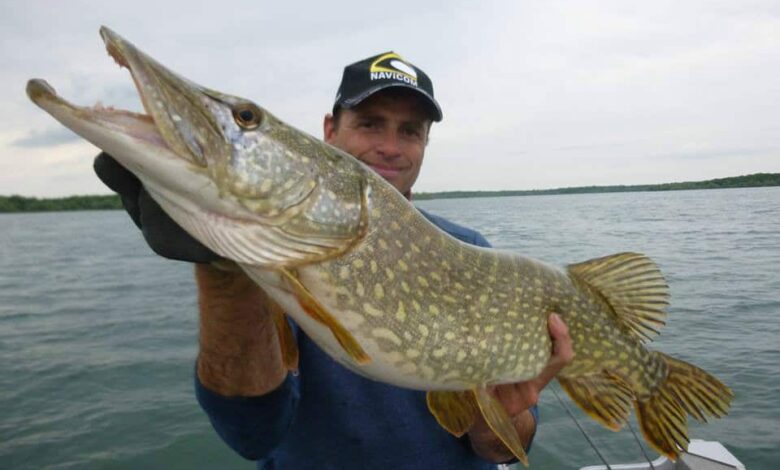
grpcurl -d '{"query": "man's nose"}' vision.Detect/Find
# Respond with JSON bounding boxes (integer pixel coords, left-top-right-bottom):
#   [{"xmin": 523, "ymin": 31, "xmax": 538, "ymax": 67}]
[{"xmin": 375, "ymin": 130, "xmax": 402, "ymax": 158}]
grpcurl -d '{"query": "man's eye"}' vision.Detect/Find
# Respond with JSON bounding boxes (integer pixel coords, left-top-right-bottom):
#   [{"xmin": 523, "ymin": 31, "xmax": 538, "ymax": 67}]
[{"xmin": 403, "ymin": 127, "xmax": 422, "ymax": 138}]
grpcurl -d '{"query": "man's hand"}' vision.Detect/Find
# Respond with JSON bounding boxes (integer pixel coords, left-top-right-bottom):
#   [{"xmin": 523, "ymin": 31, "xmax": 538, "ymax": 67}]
[
  {"xmin": 94, "ymin": 152, "xmax": 222, "ymax": 263},
  {"xmin": 468, "ymin": 313, "xmax": 574, "ymax": 462},
  {"xmin": 95, "ymin": 152, "xmax": 287, "ymax": 396}
]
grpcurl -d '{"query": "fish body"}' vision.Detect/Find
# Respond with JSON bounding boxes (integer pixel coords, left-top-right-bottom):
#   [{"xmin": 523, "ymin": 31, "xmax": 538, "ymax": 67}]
[{"xmin": 27, "ymin": 28, "xmax": 732, "ymax": 465}]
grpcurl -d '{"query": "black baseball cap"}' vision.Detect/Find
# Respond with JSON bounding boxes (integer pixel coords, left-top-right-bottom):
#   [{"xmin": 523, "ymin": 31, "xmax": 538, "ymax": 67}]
[{"xmin": 333, "ymin": 51, "xmax": 443, "ymax": 122}]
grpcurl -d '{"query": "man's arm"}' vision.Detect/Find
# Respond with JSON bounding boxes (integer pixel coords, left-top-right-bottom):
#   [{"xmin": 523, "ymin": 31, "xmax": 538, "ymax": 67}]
[
  {"xmin": 467, "ymin": 313, "xmax": 574, "ymax": 462},
  {"xmin": 195, "ymin": 263, "xmax": 286, "ymax": 396},
  {"xmin": 95, "ymin": 153, "xmax": 299, "ymax": 460}
]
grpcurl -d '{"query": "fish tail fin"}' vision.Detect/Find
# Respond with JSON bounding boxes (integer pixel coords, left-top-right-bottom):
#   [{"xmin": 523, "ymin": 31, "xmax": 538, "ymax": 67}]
[{"xmin": 635, "ymin": 352, "xmax": 734, "ymax": 460}]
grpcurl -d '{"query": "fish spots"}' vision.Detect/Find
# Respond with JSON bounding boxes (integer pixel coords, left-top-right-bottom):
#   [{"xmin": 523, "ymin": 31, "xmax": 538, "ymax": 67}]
[
  {"xmin": 378, "ymin": 239, "xmax": 389, "ymax": 250},
  {"xmin": 456, "ymin": 350, "xmax": 467, "ymax": 362},
  {"xmin": 417, "ymin": 276, "xmax": 429, "ymax": 288},
  {"xmin": 260, "ymin": 179, "xmax": 273, "ymax": 193},
  {"xmin": 363, "ymin": 302, "xmax": 383, "ymax": 317},
  {"xmin": 396, "ymin": 301, "xmax": 407, "ymax": 321},
  {"xmin": 356, "ymin": 281, "xmax": 365, "ymax": 297},
  {"xmin": 370, "ymin": 260, "xmax": 378, "ymax": 274},
  {"xmin": 352, "ymin": 259, "xmax": 365, "ymax": 269},
  {"xmin": 401, "ymin": 281, "xmax": 410, "ymax": 293},
  {"xmin": 339, "ymin": 266, "xmax": 350, "ymax": 280},
  {"xmin": 429, "ymin": 305, "xmax": 440, "ymax": 316},
  {"xmin": 433, "ymin": 347, "xmax": 447, "ymax": 358},
  {"xmin": 384, "ymin": 268, "xmax": 395, "ymax": 281},
  {"xmin": 372, "ymin": 328, "xmax": 402, "ymax": 346},
  {"xmin": 398, "ymin": 260, "xmax": 409, "ymax": 272},
  {"xmin": 444, "ymin": 332, "xmax": 456, "ymax": 341},
  {"xmin": 418, "ymin": 324, "xmax": 429, "ymax": 337},
  {"xmin": 374, "ymin": 283, "xmax": 385, "ymax": 299}
]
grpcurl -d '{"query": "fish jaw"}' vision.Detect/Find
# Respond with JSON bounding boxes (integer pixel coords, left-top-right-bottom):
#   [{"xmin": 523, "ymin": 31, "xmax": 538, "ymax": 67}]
[{"xmin": 25, "ymin": 77, "xmax": 217, "ymax": 207}]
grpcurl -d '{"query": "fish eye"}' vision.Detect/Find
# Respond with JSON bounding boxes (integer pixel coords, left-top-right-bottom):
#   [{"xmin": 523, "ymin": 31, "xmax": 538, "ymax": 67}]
[{"xmin": 233, "ymin": 103, "xmax": 263, "ymax": 130}]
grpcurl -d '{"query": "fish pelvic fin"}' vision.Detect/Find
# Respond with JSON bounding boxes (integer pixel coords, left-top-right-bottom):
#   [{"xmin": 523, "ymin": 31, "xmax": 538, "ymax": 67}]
[
  {"xmin": 426, "ymin": 390, "xmax": 479, "ymax": 437},
  {"xmin": 270, "ymin": 307, "xmax": 299, "ymax": 372},
  {"xmin": 279, "ymin": 268, "xmax": 371, "ymax": 365},
  {"xmin": 635, "ymin": 352, "xmax": 734, "ymax": 460},
  {"xmin": 472, "ymin": 387, "xmax": 530, "ymax": 467},
  {"xmin": 558, "ymin": 370, "xmax": 634, "ymax": 431},
  {"xmin": 568, "ymin": 252, "xmax": 669, "ymax": 342}
]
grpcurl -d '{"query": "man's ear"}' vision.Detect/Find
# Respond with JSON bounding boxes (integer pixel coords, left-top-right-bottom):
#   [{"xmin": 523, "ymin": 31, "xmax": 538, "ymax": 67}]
[{"xmin": 323, "ymin": 113, "xmax": 336, "ymax": 143}]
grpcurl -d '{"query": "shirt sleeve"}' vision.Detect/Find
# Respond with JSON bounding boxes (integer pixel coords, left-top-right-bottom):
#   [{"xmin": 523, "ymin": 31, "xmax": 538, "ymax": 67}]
[{"xmin": 194, "ymin": 371, "xmax": 300, "ymax": 460}]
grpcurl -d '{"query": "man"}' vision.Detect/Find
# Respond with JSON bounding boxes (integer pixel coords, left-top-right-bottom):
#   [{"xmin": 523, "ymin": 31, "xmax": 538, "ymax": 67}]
[{"xmin": 95, "ymin": 51, "xmax": 573, "ymax": 469}]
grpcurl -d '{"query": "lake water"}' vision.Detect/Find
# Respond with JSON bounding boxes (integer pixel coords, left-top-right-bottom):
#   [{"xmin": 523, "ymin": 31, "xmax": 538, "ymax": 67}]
[{"xmin": 1, "ymin": 187, "xmax": 778, "ymax": 469}]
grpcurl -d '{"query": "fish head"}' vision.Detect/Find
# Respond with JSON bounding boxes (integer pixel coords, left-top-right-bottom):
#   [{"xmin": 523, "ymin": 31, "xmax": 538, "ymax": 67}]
[{"xmin": 28, "ymin": 27, "xmax": 369, "ymax": 267}]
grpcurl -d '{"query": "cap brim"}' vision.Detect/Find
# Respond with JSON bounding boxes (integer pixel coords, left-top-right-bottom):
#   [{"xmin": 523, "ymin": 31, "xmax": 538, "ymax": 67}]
[{"xmin": 339, "ymin": 82, "xmax": 443, "ymax": 122}]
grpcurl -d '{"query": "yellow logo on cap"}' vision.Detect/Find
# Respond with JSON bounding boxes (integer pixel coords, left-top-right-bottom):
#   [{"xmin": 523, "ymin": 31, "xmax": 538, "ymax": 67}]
[{"xmin": 370, "ymin": 53, "xmax": 418, "ymax": 86}]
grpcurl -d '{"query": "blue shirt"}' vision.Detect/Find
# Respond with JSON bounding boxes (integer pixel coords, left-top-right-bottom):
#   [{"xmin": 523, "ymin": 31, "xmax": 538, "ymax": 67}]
[{"xmin": 196, "ymin": 210, "xmax": 538, "ymax": 469}]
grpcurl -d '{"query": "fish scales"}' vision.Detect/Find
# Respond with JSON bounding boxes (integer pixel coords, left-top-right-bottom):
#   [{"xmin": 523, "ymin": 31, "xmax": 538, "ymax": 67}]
[{"xmin": 27, "ymin": 27, "xmax": 733, "ymax": 465}]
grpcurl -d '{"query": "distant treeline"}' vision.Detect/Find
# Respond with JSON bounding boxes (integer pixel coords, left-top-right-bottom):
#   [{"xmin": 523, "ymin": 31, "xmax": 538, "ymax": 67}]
[
  {"xmin": 414, "ymin": 173, "xmax": 780, "ymax": 200},
  {"xmin": 1, "ymin": 173, "xmax": 778, "ymax": 212},
  {"xmin": 0, "ymin": 194, "xmax": 122, "ymax": 213}
]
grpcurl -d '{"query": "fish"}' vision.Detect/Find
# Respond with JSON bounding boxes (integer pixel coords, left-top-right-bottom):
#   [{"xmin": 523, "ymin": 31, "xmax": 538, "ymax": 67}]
[{"xmin": 27, "ymin": 27, "xmax": 733, "ymax": 465}]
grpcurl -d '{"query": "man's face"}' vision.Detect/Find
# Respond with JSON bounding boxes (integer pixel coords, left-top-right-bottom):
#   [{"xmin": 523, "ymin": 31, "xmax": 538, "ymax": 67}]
[{"xmin": 324, "ymin": 90, "xmax": 431, "ymax": 197}]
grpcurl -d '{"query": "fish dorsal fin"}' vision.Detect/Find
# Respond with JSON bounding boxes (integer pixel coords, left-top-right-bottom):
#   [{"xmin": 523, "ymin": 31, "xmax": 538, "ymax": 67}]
[{"xmin": 568, "ymin": 252, "xmax": 669, "ymax": 342}]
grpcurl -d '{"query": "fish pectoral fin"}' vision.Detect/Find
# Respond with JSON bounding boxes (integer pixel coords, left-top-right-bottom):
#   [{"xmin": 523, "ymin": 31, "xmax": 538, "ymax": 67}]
[
  {"xmin": 635, "ymin": 352, "xmax": 734, "ymax": 460},
  {"xmin": 426, "ymin": 391, "xmax": 479, "ymax": 437},
  {"xmin": 271, "ymin": 307, "xmax": 299, "ymax": 372},
  {"xmin": 472, "ymin": 387, "xmax": 529, "ymax": 467},
  {"xmin": 279, "ymin": 268, "xmax": 371, "ymax": 365},
  {"xmin": 568, "ymin": 252, "xmax": 669, "ymax": 342},
  {"xmin": 558, "ymin": 371, "xmax": 634, "ymax": 431}
]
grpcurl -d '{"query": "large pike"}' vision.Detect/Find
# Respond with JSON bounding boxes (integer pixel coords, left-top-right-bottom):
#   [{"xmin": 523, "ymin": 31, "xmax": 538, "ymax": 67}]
[{"xmin": 27, "ymin": 28, "xmax": 732, "ymax": 465}]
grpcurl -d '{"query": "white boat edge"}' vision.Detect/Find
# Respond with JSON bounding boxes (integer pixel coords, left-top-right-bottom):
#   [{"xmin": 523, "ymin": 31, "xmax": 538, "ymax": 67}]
[{"xmin": 576, "ymin": 440, "xmax": 746, "ymax": 470}]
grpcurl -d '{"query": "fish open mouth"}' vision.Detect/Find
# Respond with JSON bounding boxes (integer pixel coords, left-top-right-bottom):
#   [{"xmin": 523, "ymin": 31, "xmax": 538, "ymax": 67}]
[
  {"xmin": 26, "ymin": 26, "xmax": 220, "ymax": 168},
  {"xmin": 25, "ymin": 78, "xmax": 169, "ymax": 150}
]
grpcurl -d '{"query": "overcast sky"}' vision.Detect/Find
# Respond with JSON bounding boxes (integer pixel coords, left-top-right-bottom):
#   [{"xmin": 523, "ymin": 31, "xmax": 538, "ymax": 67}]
[{"xmin": 2, "ymin": 0, "xmax": 778, "ymax": 197}]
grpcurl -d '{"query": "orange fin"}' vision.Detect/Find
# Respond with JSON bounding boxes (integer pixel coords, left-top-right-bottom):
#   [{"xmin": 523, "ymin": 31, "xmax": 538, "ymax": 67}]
[
  {"xmin": 568, "ymin": 252, "xmax": 669, "ymax": 342},
  {"xmin": 635, "ymin": 352, "xmax": 734, "ymax": 460},
  {"xmin": 279, "ymin": 269, "xmax": 370, "ymax": 365},
  {"xmin": 472, "ymin": 387, "xmax": 529, "ymax": 467},
  {"xmin": 271, "ymin": 307, "xmax": 299, "ymax": 371},
  {"xmin": 558, "ymin": 371, "xmax": 634, "ymax": 431},
  {"xmin": 426, "ymin": 391, "xmax": 479, "ymax": 437}
]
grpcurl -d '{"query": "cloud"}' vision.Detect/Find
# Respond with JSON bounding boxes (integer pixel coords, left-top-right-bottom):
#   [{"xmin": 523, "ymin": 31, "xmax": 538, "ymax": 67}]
[{"xmin": 11, "ymin": 127, "xmax": 81, "ymax": 148}]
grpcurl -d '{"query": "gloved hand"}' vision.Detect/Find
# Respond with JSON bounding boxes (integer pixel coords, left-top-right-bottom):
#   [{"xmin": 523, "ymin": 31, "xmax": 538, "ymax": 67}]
[{"xmin": 94, "ymin": 152, "xmax": 222, "ymax": 264}]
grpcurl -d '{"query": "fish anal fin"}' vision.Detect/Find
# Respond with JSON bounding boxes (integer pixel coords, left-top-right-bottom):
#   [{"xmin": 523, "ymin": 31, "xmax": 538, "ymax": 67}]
[
  {"xmin": 270, "ymin": 306, "xmax": 299, "ymax": 372},
  {"xmin": 635, "ymin": 352, "xmax": 734, "ymax": 460},
  {"xmin": 568, "ymin": 252, "xmax": 669, "ymax": 342},
  {"xmin": 279, "ymin": 269, "xmax": 371, "ymax": 365},
  {"xmin": 472, "ymin": 387, "xmax": 529, "ymax": 467},
  {"xmin": 558, "ymin": 371, "xmax": 634, "ymax": 431},
  {"xmin": 426, "ymin": 391, "xmax": 478, "ymax": 437}
]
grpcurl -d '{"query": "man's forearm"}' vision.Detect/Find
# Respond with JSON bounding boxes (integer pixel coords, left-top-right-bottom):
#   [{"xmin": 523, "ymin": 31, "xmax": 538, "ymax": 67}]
[
  {"xmin": 468, "ymin": 408, "xmax": 536, "ymax": 463},
  {"xmin": 195, "ymin": 263, "xmax": 287, "ymax": 396}
]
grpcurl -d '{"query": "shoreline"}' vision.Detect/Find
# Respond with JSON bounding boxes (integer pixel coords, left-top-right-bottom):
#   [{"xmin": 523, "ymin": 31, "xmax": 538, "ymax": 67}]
[{"xmin": 2, "ymin": 172, "xmax": 778, "ymax": 213}]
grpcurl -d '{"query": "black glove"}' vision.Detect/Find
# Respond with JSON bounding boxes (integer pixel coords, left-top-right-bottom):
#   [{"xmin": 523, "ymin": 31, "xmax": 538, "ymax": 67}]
[{"xmin": 94, "ymin": 152, "xmax": 222, "ymax": 264}]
